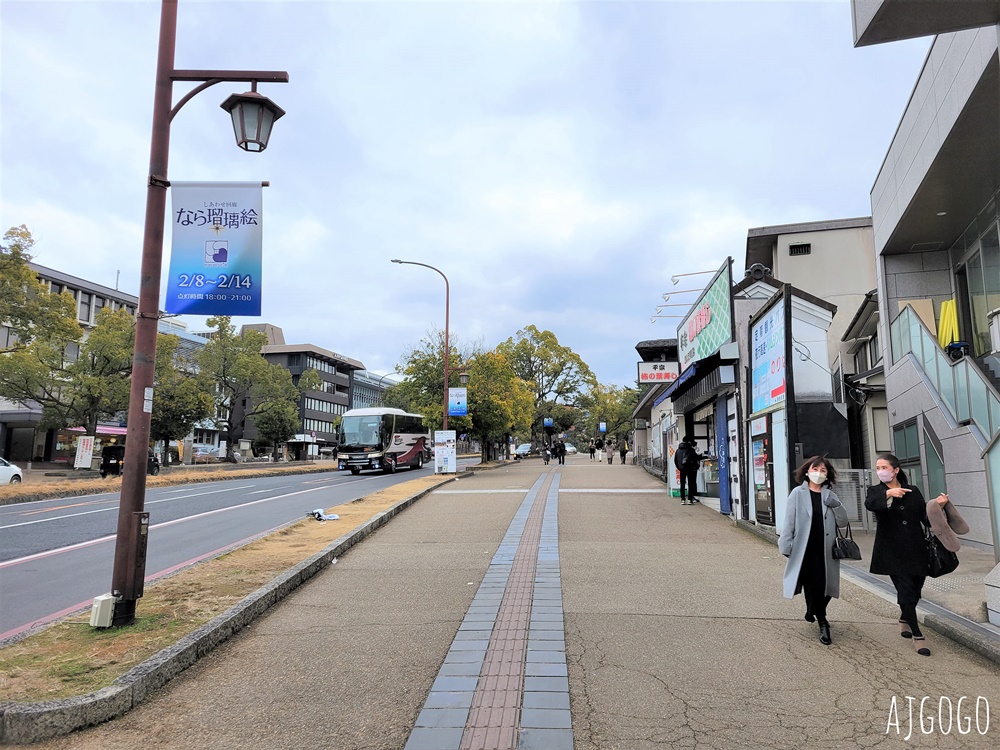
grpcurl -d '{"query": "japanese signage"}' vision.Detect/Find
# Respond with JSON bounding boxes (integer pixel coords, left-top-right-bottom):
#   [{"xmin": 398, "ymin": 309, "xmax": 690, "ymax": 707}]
[
  {"xmin": 676, "ymin": 260, "xmax": 733, "ymax": 370},
  {"xmin": 448, "ymin": 387, "xmax": 468, "ymax": 417},
  {"xmin": 166, "ymin": 182, "xmax": 264, "ymax": 315},
  {"xmin": 638, "ymin": 361, "xmax": 679, "ymax": 384},
  {"xmin": 751, "ymin": 299, "xmax": 786, "ymax": 413},
  {"xmin": 434, "ymin": 430, "xmax": 457, "ymax": 474},
  {"xmin": 74, "ymin": 435, "xmax": 95, "ymax": 469}
]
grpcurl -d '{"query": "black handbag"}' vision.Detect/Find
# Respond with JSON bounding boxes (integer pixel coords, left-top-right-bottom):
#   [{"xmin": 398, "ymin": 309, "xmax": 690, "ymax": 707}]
[
  {"xmin": 832, "ymin": 523, "xmax": 862, "ymax": 560},
  {"xmin": 925, "ymin": 526, "xmax": 959, "ymax": 578}
]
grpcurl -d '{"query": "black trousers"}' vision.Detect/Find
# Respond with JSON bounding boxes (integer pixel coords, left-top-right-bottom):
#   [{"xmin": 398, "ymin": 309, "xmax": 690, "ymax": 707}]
[
  {"xmin": 890, "ymin": 574, "xmax": 926, "ymax": 637},
  {"xmin": 679, "ymin": 467, "xmax": 698, "ymax": 499}
]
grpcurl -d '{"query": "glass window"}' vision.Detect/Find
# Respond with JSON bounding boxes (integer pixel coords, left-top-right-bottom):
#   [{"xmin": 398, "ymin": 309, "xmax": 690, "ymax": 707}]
[
  {"xmin": 78, "ymin": 293, "xmax": 91, "ymax": 323},
  {"xmin": 925, "ymin": 435, "xmax": 946, "ymax": 498},
  {"xmin": 966, "ymin": 251, "xmax": 990, "ymax": 356},
  {"xmin": 983, "ymin": 222, "xmax": 1000, "ymax": 314}
]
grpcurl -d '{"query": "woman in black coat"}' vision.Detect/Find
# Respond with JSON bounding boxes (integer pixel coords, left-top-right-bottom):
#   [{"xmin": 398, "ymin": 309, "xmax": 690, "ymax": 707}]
[{"xmin": 865, "ymin": 453, "xmax": 948, "ymax": 656}]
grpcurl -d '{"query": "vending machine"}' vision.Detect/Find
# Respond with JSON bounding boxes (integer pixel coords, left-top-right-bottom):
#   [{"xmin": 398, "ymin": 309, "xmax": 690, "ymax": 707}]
[{"xmin": 750, "ymin": 415, "xmax": 775, "ymax": 525}]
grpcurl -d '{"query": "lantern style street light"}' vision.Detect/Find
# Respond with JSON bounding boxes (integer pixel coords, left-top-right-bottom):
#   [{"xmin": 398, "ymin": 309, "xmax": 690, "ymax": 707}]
[
  {"xmin": 108, "ymin": 0, "xmax": 288, "ymax": 627},
  {"xmin": 390, "ymin": 259, "xmax": 453, "ymax": 429}
]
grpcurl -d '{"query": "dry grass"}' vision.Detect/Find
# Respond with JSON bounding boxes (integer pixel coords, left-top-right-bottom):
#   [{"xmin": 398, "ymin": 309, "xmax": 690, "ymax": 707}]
[{"xmin": 0, "ymin": 474, "xmax": 451, "ymax": 703}]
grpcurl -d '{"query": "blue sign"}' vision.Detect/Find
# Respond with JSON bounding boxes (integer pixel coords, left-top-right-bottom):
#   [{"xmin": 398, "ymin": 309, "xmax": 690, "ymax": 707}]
[
  {"xmin": 448, "ymin": 387, "xmax": 468, "ymax": 417},
  {"xmin": 543, "ymin": 417, "xmax": 553, "ymax": 427},
  {"xmin": 166, "ymin": 182, "xmax": 264, "ymax": 316},
  {"xmin": 599, "ymin": 422, "xmax": 607, "ymax": 433}
]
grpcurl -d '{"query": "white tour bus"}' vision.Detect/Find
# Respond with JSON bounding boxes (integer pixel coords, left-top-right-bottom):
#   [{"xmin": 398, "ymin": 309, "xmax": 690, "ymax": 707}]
[{"xmin": 336, "ymin": 407, "xmax": 430, "ymax": 474}]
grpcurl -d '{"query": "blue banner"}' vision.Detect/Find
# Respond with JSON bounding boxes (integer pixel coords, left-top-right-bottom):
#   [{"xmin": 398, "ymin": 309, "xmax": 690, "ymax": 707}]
[
  {"xmin": 165, "ymin": 182, "xmax": 264, "ymax": 316},
  {"xmin": 448, "ymin": 387, "xmax": 468, "ymax": 416}
]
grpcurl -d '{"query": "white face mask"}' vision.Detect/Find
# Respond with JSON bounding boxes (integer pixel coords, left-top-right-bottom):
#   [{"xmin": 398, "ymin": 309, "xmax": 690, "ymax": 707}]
[{"xmin": 807, "ymin": 470, "xmax": 826, "ymax": 485}]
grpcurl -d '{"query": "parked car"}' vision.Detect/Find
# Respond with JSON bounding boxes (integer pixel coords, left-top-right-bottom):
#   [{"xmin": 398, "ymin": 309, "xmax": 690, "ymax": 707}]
[
  {"xmin": 564, "ymin": 443, "xmax": 578, "ymax": 454},
  {"xmin": 514, "ymin": 443, "xmax": 532, "ymax": 458},
  {"xmin": 100, "ymin": 446, "xmax": 160, "ymax": 477},
  {"xmin": 192, "ymin": 448, "xmax": 218, "ymax": 464},
  {"xmin": 0, "ymin": 456, "xmax": 22, "ymax": 484}
]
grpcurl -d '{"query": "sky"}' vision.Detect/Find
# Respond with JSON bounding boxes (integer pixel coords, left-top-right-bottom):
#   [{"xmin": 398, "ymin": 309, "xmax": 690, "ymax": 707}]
[{"xmin": 0, "ymin": 0, "xmax": 931, "ymax": 389}]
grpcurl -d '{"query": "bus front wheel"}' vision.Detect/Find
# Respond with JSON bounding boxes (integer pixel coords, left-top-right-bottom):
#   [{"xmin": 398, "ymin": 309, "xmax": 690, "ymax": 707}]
[{"xmin": 385, "ymin": 457, "xmax": 396, "ymax": 474}]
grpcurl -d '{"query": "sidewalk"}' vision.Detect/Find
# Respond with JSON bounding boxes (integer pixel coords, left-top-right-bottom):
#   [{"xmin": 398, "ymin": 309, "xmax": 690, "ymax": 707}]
[{"xmin": 10, "ymin": 457, "xmax": 1000, "ymax": 749}]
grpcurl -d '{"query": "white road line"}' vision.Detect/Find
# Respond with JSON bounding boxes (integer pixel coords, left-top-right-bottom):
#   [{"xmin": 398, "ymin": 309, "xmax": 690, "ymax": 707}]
[
  {"xmin": 0, "ymin": 484, "xmax": 257, "ymax": 530},
  {"xmin": 559, "ymin": 488, "xmax": 666, "ymax": 493},
  {"xmin": 435, "ymin": 489, "xmax": 529, "ymax": 494},
  {"xmin": 0, "ymin": 484, "xmax": 333, "ymax": 569}
]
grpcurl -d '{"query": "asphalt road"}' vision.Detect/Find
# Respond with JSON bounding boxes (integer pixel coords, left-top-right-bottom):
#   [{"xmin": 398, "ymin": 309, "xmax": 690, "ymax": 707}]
[{"xmin": 0, "ymin": 460, "xmax": 477, "ymax": 639}]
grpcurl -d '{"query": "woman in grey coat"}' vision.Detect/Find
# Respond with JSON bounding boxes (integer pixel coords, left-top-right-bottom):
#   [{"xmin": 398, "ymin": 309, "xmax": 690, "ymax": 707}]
[{"xmin": 778, "ymin": 456, "xmax": 849, "ymax": 646}]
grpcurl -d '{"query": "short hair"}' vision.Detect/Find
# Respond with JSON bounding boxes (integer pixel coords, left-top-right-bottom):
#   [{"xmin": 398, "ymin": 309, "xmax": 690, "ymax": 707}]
[
  {"xmin": 793, "ymin": 455, "xmax": 837, "ymax": 487},
  {"xmin": 683, "ymin": 435, "xmax": 694, "ymax": 443}
]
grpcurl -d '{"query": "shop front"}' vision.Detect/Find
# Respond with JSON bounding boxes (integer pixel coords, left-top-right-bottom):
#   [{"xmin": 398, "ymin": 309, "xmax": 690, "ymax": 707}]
[{"xmin": 47, "ymin": 424, "xmax": 130, "ymax": 466}]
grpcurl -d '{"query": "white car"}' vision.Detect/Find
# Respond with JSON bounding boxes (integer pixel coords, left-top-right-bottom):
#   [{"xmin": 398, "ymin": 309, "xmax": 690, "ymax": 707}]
[
  {"xmin": 564, "ymin": 443, "xmax": 578, "ymax": 454},
  {"xmin": 0, "ymin": 457, "xmax": 23, "ymax": 484}
]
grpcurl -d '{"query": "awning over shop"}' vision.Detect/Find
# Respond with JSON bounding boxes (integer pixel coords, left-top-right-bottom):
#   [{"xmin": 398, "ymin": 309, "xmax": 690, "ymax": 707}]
[{"xmin": 664, "ymin": 343, "xmax": 738, "ymax": 413}]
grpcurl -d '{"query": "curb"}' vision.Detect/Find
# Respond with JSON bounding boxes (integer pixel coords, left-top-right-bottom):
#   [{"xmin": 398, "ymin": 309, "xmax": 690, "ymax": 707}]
[
  {"xmin": 0, "ymin": 475, "xmax": 463, "ymax": 745},
  {"xmin": 733, "ymin": 518, "xmax": 1000, "ymax": 668}
]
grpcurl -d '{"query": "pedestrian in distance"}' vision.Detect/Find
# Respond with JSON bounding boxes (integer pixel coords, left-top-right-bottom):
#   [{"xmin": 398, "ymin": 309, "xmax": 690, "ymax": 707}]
[
  {"xmin": 778, "ymin": 456, "xmax": 848, "ymax": 646},
  {"xmin": 557, "ymin": 440, "xmax": 566, "ymax": 465},
  {"xmin": 589, "ymin": 439, "xmax": 596, "ymax": 461},
  {"xmin": 606, "ymin": 439, "xmax": 615, "ymax": 464},
  {"xmin": 674, "ymin": 436, "xmax": 704, "ymax": 505},
  {"xmin": 595, "ymin": 436, "xmax": 605, "ymax": 462},
  {"xmin": 619, "ymin": 438, "xmax": 629, "ymax": 464},
  {"xmin": 865, "ymin": 453, "xmax": 961, "ymax": 657}
]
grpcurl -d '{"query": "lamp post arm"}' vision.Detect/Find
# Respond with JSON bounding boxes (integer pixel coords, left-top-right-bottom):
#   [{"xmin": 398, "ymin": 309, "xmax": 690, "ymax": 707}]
[{"xmin": 168, "ymin": 71, "xmax": 289, "ymax": 122}]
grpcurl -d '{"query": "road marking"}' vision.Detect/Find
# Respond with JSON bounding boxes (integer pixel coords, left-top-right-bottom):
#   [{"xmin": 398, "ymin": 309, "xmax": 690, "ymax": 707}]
[
  {"xmin": 559, "ymin": 488, "xmax": 665, "ymax": 493},
  {"xmin": 435, "ymin": 489, "xmax": 529, "ymax": 494},
  {"xmin": 0, "ymin": 484, "xmax": 334, "ymax": 569},
  {"xmin": 0, "ymin": 485, "xmax": 258, "ymax": 530}
]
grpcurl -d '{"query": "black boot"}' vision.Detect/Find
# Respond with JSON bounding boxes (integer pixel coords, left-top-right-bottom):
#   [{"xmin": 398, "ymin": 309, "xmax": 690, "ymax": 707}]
[{"xmin": 818, "ymin": 620, "xmax": 832, "ymax": 646}]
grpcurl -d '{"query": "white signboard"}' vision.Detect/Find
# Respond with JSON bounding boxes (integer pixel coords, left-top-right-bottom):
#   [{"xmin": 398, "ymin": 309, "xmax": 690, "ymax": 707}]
[
  {"xmin": 74, "ymin": 435, "xmax": 95, "ymax": 470},
  {"xmin": 638, "ymin": 361, "xmax": 679, "ymax": 385},
  {"xmin": 434, "ymin": 430, "xmax": 457, "ymax": 474}
]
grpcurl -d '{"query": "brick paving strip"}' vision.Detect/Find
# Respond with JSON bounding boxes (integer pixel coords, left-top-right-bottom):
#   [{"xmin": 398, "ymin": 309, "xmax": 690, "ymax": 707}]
[{"xmin": 405, "ymin": 471, "xmax": 573, "ymax": 750}]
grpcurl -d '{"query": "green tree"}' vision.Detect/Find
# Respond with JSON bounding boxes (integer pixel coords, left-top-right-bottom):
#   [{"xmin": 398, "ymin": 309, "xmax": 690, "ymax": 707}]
[
  {"xmin": 387, "ymin": 329, "xmax": 470, "ymax": 434},
  {"xmin": 0, "ymin": 307, "xmax": 140, "ymax": 436},
  {"xmin": 149, "ymin": 337, "xmax": 215, "ymax": 466},
  {"xmin": 252, "ymin": 402, "xmax": 301, "ymax": 461},
  {"xmin": 497, "ymin": 325, "xmax": 596, "ymax": 444},
  {"xmin": 196, "ymin": 317, "xmax": 300, "ymax": 459},
  {"xmin": 578, "ymin": 383, "xmax": 639, "ymax": 446},
  {"xmin": 0, "ymin": 225, "xmax": 81, "ymax": 353},
  {"xmin": 466, "ymin": 350, "xmax": 533, "ymax": 461}
]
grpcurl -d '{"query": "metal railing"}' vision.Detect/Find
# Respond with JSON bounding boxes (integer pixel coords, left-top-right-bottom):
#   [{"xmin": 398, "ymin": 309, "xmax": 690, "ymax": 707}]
[{"xmin": 890, "ymin": 305, "xmax": 1000, "ymax": 445}]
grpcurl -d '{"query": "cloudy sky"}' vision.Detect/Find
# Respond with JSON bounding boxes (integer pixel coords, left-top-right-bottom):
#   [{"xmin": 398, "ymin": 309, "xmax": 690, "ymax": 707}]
[{"xmin": 1, "ymin": 0, "xmax": 929, "ymax": 388}]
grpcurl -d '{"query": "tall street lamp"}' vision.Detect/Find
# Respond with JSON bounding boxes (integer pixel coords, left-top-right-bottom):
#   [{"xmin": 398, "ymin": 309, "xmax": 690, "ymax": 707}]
[
  {"xmin": 109, "ymin": 0, "xmax": 288, "ymax": 627},
  {"xmin": 376, "ymin": 372, "xmax": 395, "ymax": 406},
  {"xmin": 390, "ymin": 259, "xmax": 452, "ymax": 429}
]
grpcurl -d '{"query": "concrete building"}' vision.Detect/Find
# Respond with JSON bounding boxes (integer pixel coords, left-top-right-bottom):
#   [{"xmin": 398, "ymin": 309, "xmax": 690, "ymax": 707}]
[
  {"xmin": 237, "ymin": 324, "xmax": 364, "ymax": 458},
  {"xmin": 351, "ymin": 370, "xmax": 399, "ymax": 409},
  {"xmin": 852, "ymin": 0, "xmax": 1000, "ymax": 621}
]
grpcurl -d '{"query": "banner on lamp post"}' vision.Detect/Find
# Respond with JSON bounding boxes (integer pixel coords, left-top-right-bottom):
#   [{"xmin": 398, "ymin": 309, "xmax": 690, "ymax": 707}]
[
  {"xmin": 165, "ymin": 181, "xmax": 264, "ymax": 316},
  {"xmin": 448, "ymin": 388, "xmax": 468, "ymax": 417}
]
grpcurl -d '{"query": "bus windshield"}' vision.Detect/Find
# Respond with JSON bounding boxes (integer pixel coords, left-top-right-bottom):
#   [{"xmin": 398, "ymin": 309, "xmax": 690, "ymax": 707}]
[{"xmin": 338, "ymin": 415, "xmax": 386, "ymax": 449}]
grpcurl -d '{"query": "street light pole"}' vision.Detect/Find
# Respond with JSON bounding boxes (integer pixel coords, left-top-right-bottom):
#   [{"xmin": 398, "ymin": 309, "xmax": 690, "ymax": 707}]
[
  {"xmin": 376, "ymin": 372, "xmax": 394, "ymax": 406},
  {"xmin": 110, "ymin": 0, "xmax": 288, "ymax": 627},
  {"xmin": 390, "ymin": 259, "xmax": 450, "ymax": 430}
]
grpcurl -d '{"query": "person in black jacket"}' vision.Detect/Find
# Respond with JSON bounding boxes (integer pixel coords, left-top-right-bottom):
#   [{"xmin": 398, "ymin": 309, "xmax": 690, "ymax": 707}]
[
  {"xmin": 865, "ymin": 453, "xmax": 948, "ymax": 656},
  {"xmin": 674, "ymin": 436, "xmax": 704, "ymax": 505}
]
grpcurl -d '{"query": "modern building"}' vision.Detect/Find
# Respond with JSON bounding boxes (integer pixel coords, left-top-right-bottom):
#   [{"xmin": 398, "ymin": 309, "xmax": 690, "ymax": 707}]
[
  {"xmin": 237, "ymin": 324, "xmax": 364, "ymax": 458},
  {"xmin": 351, "ymin": 370, "xmax": 399, "ymax": 409},
  {"xmin": 1, "ymin": 263, "xmax": 139, "ymax": 463},
  {"xmin": 852, "ymin": 0, "xmax": 1000, "ymax": 620}
]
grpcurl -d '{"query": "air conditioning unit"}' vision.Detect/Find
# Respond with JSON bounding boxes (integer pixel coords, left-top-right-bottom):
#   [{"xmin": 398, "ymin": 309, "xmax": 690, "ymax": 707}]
[{"xmin": 90, "ymin": 593, "xmax": 116, "ymax": 628}]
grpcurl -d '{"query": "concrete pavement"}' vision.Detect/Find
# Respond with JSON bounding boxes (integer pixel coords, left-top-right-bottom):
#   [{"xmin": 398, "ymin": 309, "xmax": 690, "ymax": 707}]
[{"xmin": 12, "ymin": 455, "xmax": 1000, "ymax": 748}]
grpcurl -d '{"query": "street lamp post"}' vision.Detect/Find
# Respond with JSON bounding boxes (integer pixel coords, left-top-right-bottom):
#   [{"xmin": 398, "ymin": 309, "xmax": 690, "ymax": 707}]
[
  {"xmin": 376, "ymin": 372, "xmax": 395, "ymax": 406},
  {"xmin": 109, "ymin": 0, "xmax": 288, "ymax": 627},
  {"xmin": 390, "ymin": 259, "xmax": 452, "ymax": 430}
]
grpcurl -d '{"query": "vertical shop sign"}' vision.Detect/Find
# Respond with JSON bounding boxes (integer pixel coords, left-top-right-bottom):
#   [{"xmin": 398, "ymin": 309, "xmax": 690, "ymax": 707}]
[{"xmin": 751, "ymin": 300, "xmax": 786, "ymax": 413}]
